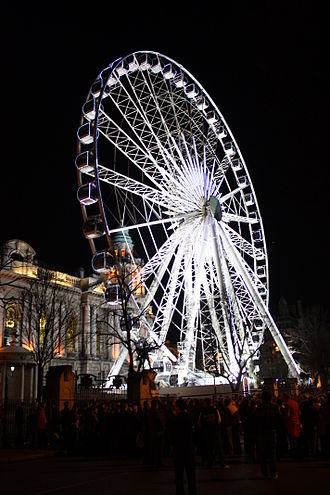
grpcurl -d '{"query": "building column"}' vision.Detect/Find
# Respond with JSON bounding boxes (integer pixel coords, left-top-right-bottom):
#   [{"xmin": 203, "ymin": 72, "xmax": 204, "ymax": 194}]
[
  {"xmin": 90, "ymin": 306, "xmax": 96, "ymax": 357},
  {"xmin": 29, "ymin": 366, "xmax": 34, "ymax": 401},
  {"xmin": 19, "ymin": 294, "xmax": 25, "ymax": 346},
  {"xmin": 21, "ymin": 293, "xmax": 32, "ymax": 347},
  {"xmin": 33, "ymin": 365, "xmax": 38, "ymax": 400},
  {"xmin": 106, "ymin": 310, "xmax": 111, "ymax": 360},
  {"xmin": 82, "ymin": 303, "xmax": 90, "ymax": 356}
]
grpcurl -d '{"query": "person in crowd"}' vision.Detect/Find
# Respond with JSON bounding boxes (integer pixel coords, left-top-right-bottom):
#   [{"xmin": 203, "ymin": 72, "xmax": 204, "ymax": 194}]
[
  {"xmin": 168, "ymin": 399, "xmax": 197, "ymax": 495},
  {"xmin": 60, "ymin": 401, "xmax": 72, "ymax": 452},
  {"xmin": 300, "ymin": 395, "xmax": 319, "ymax": 457},
  {"xmin": 36, "ymin": 401, "xmax": 48, "ymax": 449},
  {"xmin": 222, "ymin": 398, "xmax": 241, "ymax": 455},
  {"xmin": 69, "ymin": 404, "xmax": 80, "ymax": 454},
  {"xmin": 26, "ymin": 401, "xmax": 38, "ymax": 448},
  {"xmin": 198, "ymin": 398, "xmax": 229, "ymax": 468},
  {"xmin": 254, "ymin": 389, "xmax": 281, "ymax": 480},
  {"xmin": 222, "ymin": 398, "xmax": 234, "ymax": 455},
  {"xmin": 146, "ymin": 398, "xmax": 164, "ymax": 468},
  {"xmin": 198, "ymin": 398, "xmax": 219, "ymax": 466},
  {"xmin": 275, "ymin": 397, "xmax": 288, "ymax": 459},
  {"xmin": 318, "ymin": 392, "xmax": 330, "ymax": 458},
  {"xmin": 141, "ymin": 400, "xmax": 152, "ymax": 464},
  {"xmin": 282, "ymin": 392, "xmax": 302, "ymax": 458},
  {"xmin": 228, "ymin": 399, "xmax": 242, "ymax": 455},
  {"xmin": 239, "ymin": 396, "xmax": 254, "ymax": 459}
]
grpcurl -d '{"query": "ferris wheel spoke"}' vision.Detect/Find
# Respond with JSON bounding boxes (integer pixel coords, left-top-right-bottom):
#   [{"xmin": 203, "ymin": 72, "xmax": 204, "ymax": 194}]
[
  {"xmin": 108, "ymin": 71, "xmax": 178, "ymax": 182},
  {"xmin": 220, "ymin": 184, "xmax": 248, "ymax": 205},
  {"xmin": 136, "ymin": 238, "xmax": 181, "ymax": 309},
  {"xmin": 108, "ymin": 212, "xmax": 200, "ymax": 237},
  {"xmin": 139, "ymin": 226, "xmax": 186, "ymax": 285},
  {"xmin": 222, "ymin": 212, "xmax": 259, "ymax": 224},
  {"xmin": 220, "ymin": 224, "xmax": 267, "ymax": 297},
  {"xmin": 152, "ymin": 243, "xmax": 187, "ymax": 342},
  {"xmin": 98, "ymin": 111, "xmax": 177, "ymax": 187},
  {"xmin": 130, "ymin": 68, "xmax": 182, "ymax": 160},
  {"xmin": 213, "ymin": 155, "xmax": 231, "ymax": 183},
  {"xmin": 222, "ymin": 223, "xmax": 261, "ymax": 259},
  {"xmin": 97, "ymin": 165, "xmax": 180, "ymax": 213},
  {"xmin": 225, "ymin": 260, "xmax": 261, "ymax": 326},
  {"xmin": 115, "ymin": 63, "xmax": 229, "ymax": 184},
  {"xmin": 131, "ymin": 220, "xmax": 199, "ymax": 321},
  {"xmin": 132, "ymin": 64, "xmax": 209, "ymax": 170},
  {"xmin": 152, "ymin": 220, "xmax": 204, "ymax": 349}
]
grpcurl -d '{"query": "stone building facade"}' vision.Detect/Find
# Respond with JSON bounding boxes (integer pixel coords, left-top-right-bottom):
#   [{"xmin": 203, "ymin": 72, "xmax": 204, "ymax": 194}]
[{"xmin": 0, "ymin": 239, "xmax": 141, "ymax": 388}]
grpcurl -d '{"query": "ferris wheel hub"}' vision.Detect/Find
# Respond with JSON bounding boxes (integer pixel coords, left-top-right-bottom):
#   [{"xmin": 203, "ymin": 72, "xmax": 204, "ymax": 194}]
[{"xmin": 199, "ymin": 197, "xmax": 207, "ymax": 218}]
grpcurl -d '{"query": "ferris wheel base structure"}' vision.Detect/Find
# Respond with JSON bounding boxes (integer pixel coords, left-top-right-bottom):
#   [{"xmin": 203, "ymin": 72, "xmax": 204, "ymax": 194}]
[{"xmin": 76, "ymin": 51, "xmax": 300, "ymax": 388}]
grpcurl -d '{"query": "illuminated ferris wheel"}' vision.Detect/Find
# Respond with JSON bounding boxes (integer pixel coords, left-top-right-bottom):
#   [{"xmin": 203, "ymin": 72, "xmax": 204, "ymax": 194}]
[{"xmin": 76, "ymin": 51, "xmax": 299, "ymax": 384}]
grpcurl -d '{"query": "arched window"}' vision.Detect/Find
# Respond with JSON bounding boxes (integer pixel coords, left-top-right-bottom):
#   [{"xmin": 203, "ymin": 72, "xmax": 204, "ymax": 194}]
[
  {"xmin": 10, "ymin": 252, "xmax": 24, "ymax": 262},
  {"xmin": 66, "ymin": 316, "xmax": 76, "ymax": 353},
  {"xmin": 4, "ymin": 304, "xmax": 19, "ymax": 346}
]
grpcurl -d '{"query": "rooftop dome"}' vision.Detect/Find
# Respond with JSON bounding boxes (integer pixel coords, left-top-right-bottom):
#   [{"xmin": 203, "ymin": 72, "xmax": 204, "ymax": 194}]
[{"xmin": 112, "ymin": 229, "xmax": 133, "ymax": 246}]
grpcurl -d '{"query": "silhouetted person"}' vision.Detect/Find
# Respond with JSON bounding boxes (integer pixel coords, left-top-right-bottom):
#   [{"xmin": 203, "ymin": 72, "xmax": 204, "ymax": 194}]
[
  {"xmin": 282, "ymin": 392, "xmax": 301, "ymax": 458},
  {"xmin": 60, "ymin": 401, "xmax": 71, "ymax": 452},
  {"xmin": 26, "ymin": 402, "xmax": 38, "ymax": 448},
  {"xmin": 300, "ymin": 395, "xmax": 319, "ymax": 457},
  {"xmin": 239, "ymin": 396, "xmax": 255, "ymax": 460},
  {"xmin": 198, "ymin": 398, "xmax": 221, "ymax": 467},
  {"xmin": 319, "ymin": 392, "xmax": 330, "ymax": 458},
  {"xmin": 168, "ymin": 399, "xmax": 197, "ymax": 495},
  {"xmin": 146, "ymin": 399, "xmax": 164, "ymax": 468},
  {"xmin": 254, "ymin": 390, "xmax": 281, "ymax": 480},
  {"xmin": 37, "ymin": 402, "xmax": 48, "ymax": 449}
]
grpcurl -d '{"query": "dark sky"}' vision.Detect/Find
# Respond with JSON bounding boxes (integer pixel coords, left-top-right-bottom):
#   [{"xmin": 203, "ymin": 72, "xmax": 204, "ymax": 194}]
[{"xmin": 2, "ymin": 2, "xmax": 329, "ymax": 309}]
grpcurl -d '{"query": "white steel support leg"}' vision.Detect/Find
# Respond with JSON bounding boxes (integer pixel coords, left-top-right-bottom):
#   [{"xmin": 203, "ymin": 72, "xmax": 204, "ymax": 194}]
[
  {"xmin": 217, "ymin": 222, "xmax": 300, "ymax": 377},
  {"xmin": 210, "ymin": 221, "xmax": 238, "ymax": 374},
  {"xmin": 178, "ymin": 250, "xmax": 202, "ymax": 384},
  {"xmin": 217, "ymin": 235, "xmax": 251, "ymax": 362},
  {"xmin": 107, "ymin": 347, "xmax": 128, "ymax": 384},
  {"xmin": 200, "ymin": 269, "xmax": 231, "ymax": 375}
]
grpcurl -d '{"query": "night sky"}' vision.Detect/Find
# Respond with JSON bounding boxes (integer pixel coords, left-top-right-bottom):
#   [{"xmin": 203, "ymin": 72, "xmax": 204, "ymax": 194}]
[{"xmin": 2, "ymin": 2, "xmax": 329, "ymax": 310}]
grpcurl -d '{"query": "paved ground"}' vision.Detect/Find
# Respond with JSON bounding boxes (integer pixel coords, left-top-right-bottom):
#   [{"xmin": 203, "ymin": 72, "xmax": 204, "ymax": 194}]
[{"xmin": 0, "ymin": 450, "xmax": 329, "ymax": 495}]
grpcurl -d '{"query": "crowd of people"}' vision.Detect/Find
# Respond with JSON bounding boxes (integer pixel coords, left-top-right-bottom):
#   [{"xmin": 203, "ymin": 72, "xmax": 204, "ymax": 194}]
[
  {"xmin": 9, "ymin": 393, "xmax": 330, "ymax": 467},
  {"xmin": 0, "ymin": 388, "xmax": 326, "ymax": 495},
  {"xmin": 1, "ymin": 388, "xmax": 329, "ymax": 494}
]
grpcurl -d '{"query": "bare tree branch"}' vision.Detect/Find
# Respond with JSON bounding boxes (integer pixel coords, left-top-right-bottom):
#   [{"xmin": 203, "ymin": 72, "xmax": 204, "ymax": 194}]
[{"xmin": 96, "ymin": 258, "xmax": 160, "ymax": 376}]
